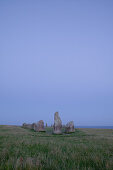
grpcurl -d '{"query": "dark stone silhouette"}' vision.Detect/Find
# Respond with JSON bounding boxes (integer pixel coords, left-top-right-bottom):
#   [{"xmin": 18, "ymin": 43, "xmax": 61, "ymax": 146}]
[{"xmin": 31, "ymin": 123, "xmax": 37, "ymax": 131}]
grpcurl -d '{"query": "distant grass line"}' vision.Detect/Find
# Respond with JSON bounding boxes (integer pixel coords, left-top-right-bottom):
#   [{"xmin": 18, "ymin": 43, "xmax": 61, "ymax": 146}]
[{"xmin": 0, "ymin": 126, "xmax": 113, "ymax": 170}]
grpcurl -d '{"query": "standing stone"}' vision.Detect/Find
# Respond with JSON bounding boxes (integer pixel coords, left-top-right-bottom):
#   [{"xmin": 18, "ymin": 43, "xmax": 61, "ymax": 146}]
[
  {"xmin": 53, "ymin": 112, "xmax": 62, "ymax": 134},
  {"xmin": 65, "ymin": 121, "xmax": 75, "ymax": 133},
  {"xmin": 22, "ymin": 123, "xmax": 26, "ymax": 127},
  {"xmin": 31, "ymin": 123, "xmax": 37, "ymax": 131},
  {"xmin": 37, "ymin": 120, "xmax": 45, "ymax": 132}
]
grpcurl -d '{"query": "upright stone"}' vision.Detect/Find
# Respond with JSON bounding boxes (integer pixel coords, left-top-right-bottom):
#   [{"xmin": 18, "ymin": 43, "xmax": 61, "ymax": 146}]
[
  {"xmin": 32, "ymin": 123, "xmax": 37, "ymax": 131},
  {"xmin": 65, "ymin": 121, "xmax": 75, "ymax": 133},
  {"xmin": 22, "ymin": 123, "xmax": 26, "ymax": 127},
  {"xmin": 37, "ymin": 120, "xmax": 45, "ymax": 132},
  {"xmin": 53, "ymin": 112, "xmax": 62, "ymax": 134}
]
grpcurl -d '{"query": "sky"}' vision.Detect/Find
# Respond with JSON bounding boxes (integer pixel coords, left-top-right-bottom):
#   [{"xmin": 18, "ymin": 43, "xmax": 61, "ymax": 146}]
[{"xmin": 0, "ymin": 0, "xmax": 113, "ymax": 126}]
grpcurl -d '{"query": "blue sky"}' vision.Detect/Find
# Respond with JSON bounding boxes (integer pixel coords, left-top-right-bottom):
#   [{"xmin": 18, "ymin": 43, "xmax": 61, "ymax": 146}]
[{"xmin": 0, "ymin": 0, "xmax": 113, "ymax": 126}]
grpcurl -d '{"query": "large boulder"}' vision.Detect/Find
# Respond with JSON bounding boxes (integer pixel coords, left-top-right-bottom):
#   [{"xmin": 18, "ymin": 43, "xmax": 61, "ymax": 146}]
[
  {"xmin": 22, "ymin": 123, "xmax": 32, "ymax": 129},
  {"xmin": 37, "ymin": 120, "xmax": 45, "ymax": 132},
  {"xmin": 65, "ymin": 121, "xmax": 75, "ymax": 133},
  {"xmin": 53, "ymin": 112, "xmax": 62, "ymax": 134}
]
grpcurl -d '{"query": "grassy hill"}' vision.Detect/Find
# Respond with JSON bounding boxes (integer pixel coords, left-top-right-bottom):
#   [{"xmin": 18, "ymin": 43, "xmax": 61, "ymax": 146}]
[{"xmin": 0, "ymin": 125, "xmax": 113, "ymax": 170}]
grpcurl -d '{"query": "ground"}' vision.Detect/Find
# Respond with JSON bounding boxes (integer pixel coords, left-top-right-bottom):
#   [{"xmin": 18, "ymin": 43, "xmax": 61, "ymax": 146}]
[{"xmin": 0, "ymin": 125, "xmax": 113, "ymax": 170}]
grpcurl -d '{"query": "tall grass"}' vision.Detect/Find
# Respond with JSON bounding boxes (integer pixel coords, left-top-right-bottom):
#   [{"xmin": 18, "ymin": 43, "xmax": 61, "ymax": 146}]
[{"xmin": 0, "ymin": 125, "xmax": 113, "ymax": 170}]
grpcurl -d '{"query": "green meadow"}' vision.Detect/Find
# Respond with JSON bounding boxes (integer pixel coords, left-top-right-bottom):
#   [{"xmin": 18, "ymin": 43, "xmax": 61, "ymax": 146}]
[{"xmin": 0, "ymin": 125, "xmax": 113, "ymax": 170}]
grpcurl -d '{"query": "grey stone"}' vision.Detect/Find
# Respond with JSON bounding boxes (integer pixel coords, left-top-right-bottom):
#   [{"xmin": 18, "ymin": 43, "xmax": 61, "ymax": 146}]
[
  {"xmin": 31, "ymin": 123, "xmax": 37, "ymax": 131},
  {"xmin": 37, "ymin": 120, "xmax": 45, "ymax": 132},
  {"xmin": 22, "ymin": 123, "xmax": 32, "ymax": 129},
  {"xmin": 53, "ymin": 112, "xmax": 62, "ymax": 134},
  {"xmin": 65, "ymin": 121, "xmax": 75, "ymax": 133},
  {"xmin": 22, "ymin": 123, "xmax": 26, "ymax": 127}
]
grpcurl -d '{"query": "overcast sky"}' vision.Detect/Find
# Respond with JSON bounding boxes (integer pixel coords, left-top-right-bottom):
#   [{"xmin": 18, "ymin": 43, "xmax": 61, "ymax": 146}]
[{"xmin": 0, "ymin": 0, "xmax": 113, "ymax": 126}]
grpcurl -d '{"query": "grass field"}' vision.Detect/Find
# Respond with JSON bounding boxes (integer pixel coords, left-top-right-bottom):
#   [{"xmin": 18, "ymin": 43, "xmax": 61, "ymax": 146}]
[{"xmin": 0, "ymin": 126, "xmax": 113, "ymax": 170}]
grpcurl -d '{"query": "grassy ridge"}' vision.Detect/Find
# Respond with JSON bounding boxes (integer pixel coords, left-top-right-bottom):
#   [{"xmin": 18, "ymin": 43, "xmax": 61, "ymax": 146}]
[{"xmin": 0, "ymin": 126, "xmax": 113, "ymax": 170}]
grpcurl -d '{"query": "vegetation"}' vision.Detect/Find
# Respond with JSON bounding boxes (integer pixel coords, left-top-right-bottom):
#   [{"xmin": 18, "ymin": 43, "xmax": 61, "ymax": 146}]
[{"xmin": 0, "ymin": 125, "xmax": 113, "ymax": 170}]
